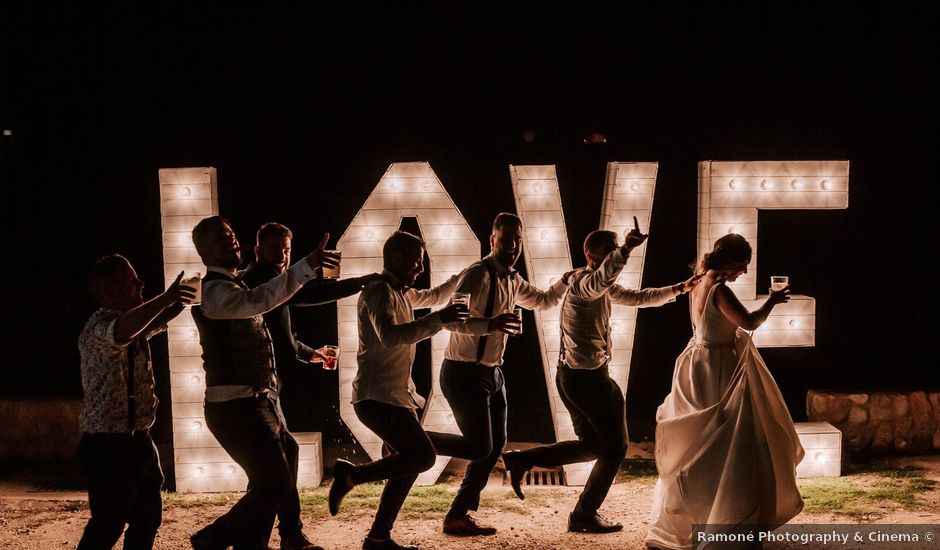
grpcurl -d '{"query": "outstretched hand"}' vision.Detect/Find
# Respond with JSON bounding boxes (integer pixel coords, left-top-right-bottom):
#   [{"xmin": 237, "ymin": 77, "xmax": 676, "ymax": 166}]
[
  {"xmin": 162, "ymin": 271, "xmax": 197, "ymax": 307},
  {"xmin": 305, "ymin": 233, "xmax": 341, "ymax": 271},
  {"xmin": 682, "ymin": 273, "xmax": 705, "ymax": 293},
  {"xmin": 488, "ymin": 311, "xmax": 522, "ymax": 335},
  {"xmin": 439, "ymin": 302, "xmax": 470, "ymax": 324},
  {"xmin": 311, "ymin": 345, "xmax": 338, "ymax": 363},
  {"xmin": 622, "ymin": 216, "xmax": 649, "ymax": 252},
  {"xmin": 768, "ymin": 285, "xmax": 791, "ymax": 305}
]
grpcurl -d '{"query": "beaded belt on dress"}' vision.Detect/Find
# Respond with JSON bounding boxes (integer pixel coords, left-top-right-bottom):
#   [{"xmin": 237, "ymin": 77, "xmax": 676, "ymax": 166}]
[{"xmin": 691, "ymin": 338, "xmax": 736, "ymax": 350}]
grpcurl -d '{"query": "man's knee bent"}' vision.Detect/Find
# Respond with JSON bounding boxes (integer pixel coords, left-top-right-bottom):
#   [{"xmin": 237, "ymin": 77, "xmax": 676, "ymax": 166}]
[{"xmin": 415, "ymin": 445, "xmax": 437, "ymax": 472}]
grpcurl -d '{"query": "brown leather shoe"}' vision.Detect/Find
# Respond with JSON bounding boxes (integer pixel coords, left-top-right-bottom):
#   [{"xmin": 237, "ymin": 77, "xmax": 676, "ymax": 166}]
[
  {"xmin": 329, "ymin": 459, "xmax": 355, "ymax": 516},
  {"xmin": 567, "ymin": 510, "xmax": 623, "ymax": 533},
  {"xmin": 442, "ymin": 514, "xmax": 497, "ymax": 536},
  {"xmin": 280, "ymin": 530, "xmax": 324, "ymax": 550},
  {"xmin": 361, "ymin": 537, "xmax": 419, "ymax": 550},
  {"xmin": 501, "ymin": 451, "xmax": 528, "ymax": 500},
  {"xmin": 190, "ymin": 527, "xmax": 227, "ymax": 550}
]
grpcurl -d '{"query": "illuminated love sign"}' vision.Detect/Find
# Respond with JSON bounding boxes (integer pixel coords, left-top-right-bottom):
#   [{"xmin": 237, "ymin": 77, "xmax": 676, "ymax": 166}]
[{"xmin": 158, "ymin": 160, "xmax": 849, "ymax": 491}]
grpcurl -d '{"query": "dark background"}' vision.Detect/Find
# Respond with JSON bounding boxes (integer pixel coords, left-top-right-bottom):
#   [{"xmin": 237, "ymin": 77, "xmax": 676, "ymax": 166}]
[{"xmin": 1, "ymin": 4, "xmax": 934, "ymax": 454}]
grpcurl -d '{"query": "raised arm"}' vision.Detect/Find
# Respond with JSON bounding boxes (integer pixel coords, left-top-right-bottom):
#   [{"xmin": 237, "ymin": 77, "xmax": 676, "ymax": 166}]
[
  {"xmin": 609, "ymin": 273, "xmax": 702, "ymax": 308},
  {"xmin": 407, "ymin": 273, "xmax": 461, "ymax": 309},
  {"xmin": 363, "ymin": 282, "xmax": 468, "ymax": 346},
  {"xmin": 201, "ymin": 234, "xmax": 340, "ymax": 319},
  {"xmin": 142, "ymin": 302, "xmax": 186, "ymax": 339},
  {"xmin": 514, "ymin": 276, "xmax": 569, "ymax": 311},
  {"xmin": 714, "ymin": 283, "xmax": 790, "ymax": 331},
  {"xmin": 201, "ymin": 261, "xmax": 317, "ymax": 319},
  {"xmin": 609, "ymin": 284, "xmax": 677, "ymax": 308},
  {"xmin": 114, "ymin": 272, "xmax": 195, "ymax": 344},
  {"xmin": 570, "ymin": 247, "xmax": 628, "ymax": 300},
  {"xmin": 288, "ymin": 274, "xmax": 377, "ymax": 306}
]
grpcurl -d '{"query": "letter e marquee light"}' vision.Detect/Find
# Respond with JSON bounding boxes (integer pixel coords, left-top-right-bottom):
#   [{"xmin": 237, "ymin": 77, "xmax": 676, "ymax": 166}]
[{"xmin": 697, "ymin": 160, "xmax": 850, "ymax": 346}]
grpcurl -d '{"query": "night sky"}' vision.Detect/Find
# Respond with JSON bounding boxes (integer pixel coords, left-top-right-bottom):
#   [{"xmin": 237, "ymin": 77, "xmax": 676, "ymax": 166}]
[{"xmin": 1, "ymin": 4, "xmax": 934, "ymax": 448}]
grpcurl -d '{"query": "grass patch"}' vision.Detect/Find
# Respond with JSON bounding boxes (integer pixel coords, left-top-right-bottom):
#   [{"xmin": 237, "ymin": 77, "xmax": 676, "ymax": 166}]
[
  {"xmin": 799, "ymin": 464, "xmax": 937, "ymax": 519},
  {"xmin": 800, "ymin": 478, "xmax": 864, "ymax": 513},
  {"xmin": 162, "ymin": 491, "xmax": 239, "ymax": 510},
  {"xmin": 620, "ymin": 460, "xmax": 658, "ymax": 480},
  {"xmin": 59, "ymin": 501, "xmax": 88, "ymax": 512},
  {"xmin": 297, "ymin": 481, "xmax": 565, "ymax": 519}
]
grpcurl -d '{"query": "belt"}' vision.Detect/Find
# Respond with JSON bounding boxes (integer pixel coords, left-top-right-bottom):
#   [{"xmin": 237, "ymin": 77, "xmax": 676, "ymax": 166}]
[
  {"xmin": 86, "ymin": 428, "xmax": 150, "ymax": 437},
  {"xmin": 205, "ymin": 384, "xmax": 279, "ymax": 403}
]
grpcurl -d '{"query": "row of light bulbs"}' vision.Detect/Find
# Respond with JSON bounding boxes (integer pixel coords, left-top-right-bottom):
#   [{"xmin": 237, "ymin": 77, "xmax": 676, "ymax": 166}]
[
  {"xmin": 728, "ymin": 178, "xmax": 834, "ymax": 191},
  {"xmin": 387, "ymin": 179, "xmax": 436, "ymax": 192},
  {"xmin": 191, "ymin": 464, "xmax": 239, "ymax": 477},
  {"xmin": 171, "ymin": 177, "xmax": 835, "ymax": 201},
  {"xmin": 528, "ymin": 180, "xmax": 651, "ymax": 193}
]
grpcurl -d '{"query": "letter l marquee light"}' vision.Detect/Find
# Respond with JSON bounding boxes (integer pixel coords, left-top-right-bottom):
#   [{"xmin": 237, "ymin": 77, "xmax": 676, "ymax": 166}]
[{"xmin": 159, "ymin": 167, "xmax": 323, "ymax": 492}]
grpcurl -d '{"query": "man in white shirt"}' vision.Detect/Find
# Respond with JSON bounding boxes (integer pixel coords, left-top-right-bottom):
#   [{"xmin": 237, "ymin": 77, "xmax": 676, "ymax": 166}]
[
  {"xmin": 503, "ymin": 221, "xmax": 701, "ymax": 533},
  {"xmin": 188, "ymin": 216, "xmax": 339, "ymax": 550},
  {"xmin": 429, "ymin": 212, "xmax": 570, "ymax": 536},
  {"xmin": 328, "ymin": 230, "xmax": 468, "ymax": 550}
]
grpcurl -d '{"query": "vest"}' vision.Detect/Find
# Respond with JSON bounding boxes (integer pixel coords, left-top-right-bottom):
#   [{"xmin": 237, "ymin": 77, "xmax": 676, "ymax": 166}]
[{"xmin": 191, "ymin": 271, "xmax": 277, "ymax": 389}]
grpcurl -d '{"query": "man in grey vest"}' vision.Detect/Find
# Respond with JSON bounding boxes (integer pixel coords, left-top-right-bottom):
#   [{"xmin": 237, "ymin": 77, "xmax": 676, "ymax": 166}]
[
  {"xmin": 188, "ymin": 216, "xmax": 338, "ymax": 550},
  {"xmin": 503, "ymin": 220, "xmax": 701, "ymax": 533}
]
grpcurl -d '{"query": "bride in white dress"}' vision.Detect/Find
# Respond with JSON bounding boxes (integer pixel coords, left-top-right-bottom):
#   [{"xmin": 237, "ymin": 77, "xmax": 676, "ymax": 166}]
[{"xmin": 646, "ymin": 234, "xmax": 804, "ymax": 550}]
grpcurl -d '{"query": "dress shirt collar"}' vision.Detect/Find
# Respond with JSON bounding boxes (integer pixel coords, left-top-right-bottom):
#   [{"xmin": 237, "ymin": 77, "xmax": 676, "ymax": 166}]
[
  {"xmin": 484, "ymin": 254, "xmax": 517, "ymax": 279},
  {"xmin": 207, "ymin": 266, "xmax": 238, "ymax": 279},
  {"xmin": 380, "ymin": 269, "xmax": 408, "ymax": 292}
]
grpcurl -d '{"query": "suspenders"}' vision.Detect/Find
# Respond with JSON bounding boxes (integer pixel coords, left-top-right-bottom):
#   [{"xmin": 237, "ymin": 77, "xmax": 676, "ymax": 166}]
[{"xmin": 475, "ymin": 259, "xmax": 500, "ymax": 363}]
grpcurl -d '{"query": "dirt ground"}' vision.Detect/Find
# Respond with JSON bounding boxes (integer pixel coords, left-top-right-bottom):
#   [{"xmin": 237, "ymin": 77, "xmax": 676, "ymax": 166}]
[{"xmin": 2, "ymin": 456, "xmax": 939, "ymax": 550}]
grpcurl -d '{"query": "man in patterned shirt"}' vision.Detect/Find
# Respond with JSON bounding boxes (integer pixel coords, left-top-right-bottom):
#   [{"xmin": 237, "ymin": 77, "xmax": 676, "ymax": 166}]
[{"xmin": 77, "ymin": 254, "xmax": 194, "ymax": 550}]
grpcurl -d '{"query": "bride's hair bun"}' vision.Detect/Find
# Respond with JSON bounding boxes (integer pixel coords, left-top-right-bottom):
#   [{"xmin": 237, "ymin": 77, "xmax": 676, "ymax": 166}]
[{"xmin": 698, "ymin": 233, "xmax": 752, "ymax": 273}]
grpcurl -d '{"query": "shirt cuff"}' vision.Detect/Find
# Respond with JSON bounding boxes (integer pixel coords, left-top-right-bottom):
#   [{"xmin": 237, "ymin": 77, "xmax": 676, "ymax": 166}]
[{"xmin": 288, "ymin": 259, "xmax": 318, "ymax": 282}]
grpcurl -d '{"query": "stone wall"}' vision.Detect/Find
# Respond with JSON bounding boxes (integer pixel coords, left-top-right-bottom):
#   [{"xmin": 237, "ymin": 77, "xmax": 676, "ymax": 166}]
[
  {"xmin": 807, "ymin": 390, "xmax": 940, "ymax": 454},
  {"xmin": 0, "ymin": 398, "xmax": 82, "ymax": 460}
]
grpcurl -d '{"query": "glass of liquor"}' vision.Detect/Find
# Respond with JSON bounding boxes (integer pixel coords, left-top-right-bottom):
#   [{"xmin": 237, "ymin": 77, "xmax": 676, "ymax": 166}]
[
  {"xmin": 451, "ymin": 292, "xmax": 471, "ymax": 306},
  {"xmin": 770, "ymin": 276, "xmax": 789, "ymax": 292},
  {"xmin": 181, "ymin": 272, "xmax": 202, "ymax": 305},
  {"xmin": 323, "ymin": 251, "xmax": 342, "ymax": 279},
  {"xmin": 321, "ymin": 345, "xmax": 340, "ymax": 370},
  {"xmin": 505, "ymin": 307, "xmax": 523, "ymax": 336}
]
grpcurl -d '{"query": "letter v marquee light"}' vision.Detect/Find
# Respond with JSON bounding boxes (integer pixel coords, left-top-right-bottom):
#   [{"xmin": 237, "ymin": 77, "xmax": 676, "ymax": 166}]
[
  {"xmin": 698, "ymin": 160, "xmax": 849, "ymax": 346},
  {"xmin": 510, "ymin": 163, "xmax": 658, "ymax": 485},
  {"xmin": 335, "ymin": 162, "xmax": 480, "ymax": 486}
]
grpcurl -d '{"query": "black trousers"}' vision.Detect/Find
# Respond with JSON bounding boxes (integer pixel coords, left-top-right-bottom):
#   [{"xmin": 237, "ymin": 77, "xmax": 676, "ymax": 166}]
[
  {"xmin": 200, "ymin": 396, "xmax": 303, "ymax": 550},
  {"xmin": 512, "ymin": 363, "xmax": 627, "ymax": 515},
  {"xmin": 77, "ymin": 431, "xmax": 163, "ymax": 550},
  {"xmin": 427, "ymin": 359, "xmax": 508, "ymax": 516},
  {"xmin": 352, "ymin": 400, "xmax": 437, "ymax": 539}
]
